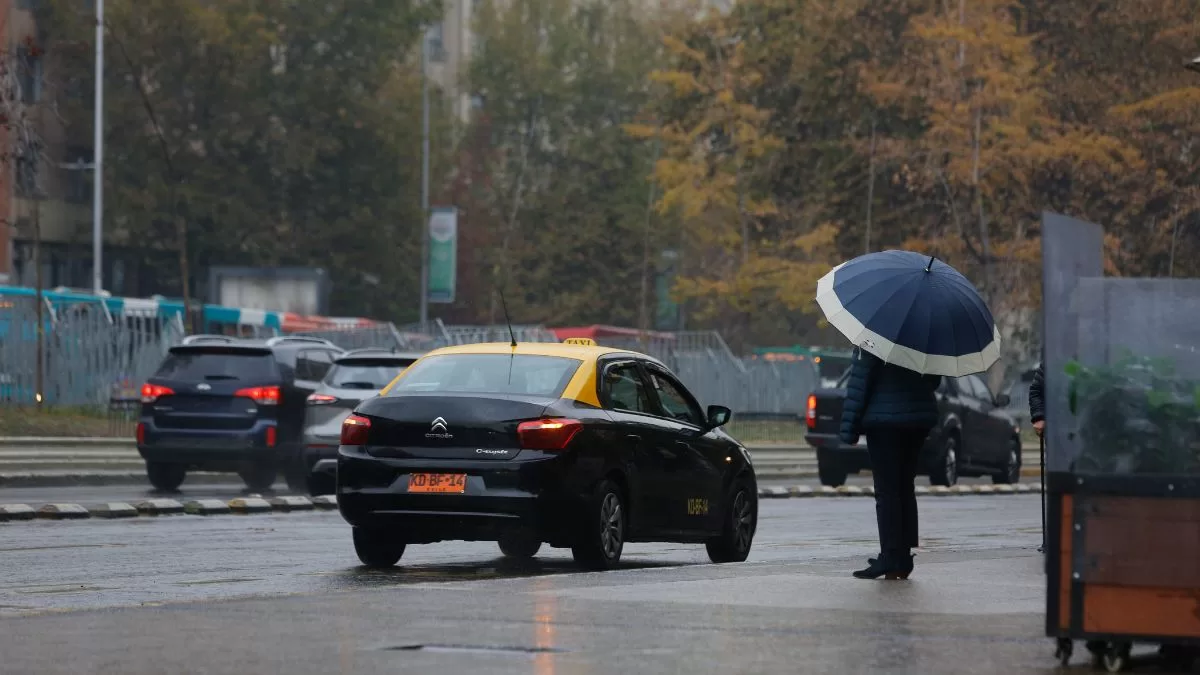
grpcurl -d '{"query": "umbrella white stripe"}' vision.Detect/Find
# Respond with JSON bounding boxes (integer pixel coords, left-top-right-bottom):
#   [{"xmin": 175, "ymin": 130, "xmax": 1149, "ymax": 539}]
[{"xmin": 816, "ymin": 268, "xmax": 1001, "ymax": 377}]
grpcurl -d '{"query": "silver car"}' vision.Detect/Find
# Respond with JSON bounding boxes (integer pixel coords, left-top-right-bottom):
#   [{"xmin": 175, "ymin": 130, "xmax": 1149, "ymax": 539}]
[{"xmin": 301, "ymin": 349, "xmax": 423, "ymax": 494}]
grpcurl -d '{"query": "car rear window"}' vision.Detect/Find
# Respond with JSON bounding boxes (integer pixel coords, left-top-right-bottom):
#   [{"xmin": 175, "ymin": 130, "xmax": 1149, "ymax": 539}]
[
  {"xmin": 386, "ymin": 354, "xmax": 581, "ymax": 398},
  {"xmin": 155, "ymin": 348, "xmax": 279, "ymax": 382},
  {"xmin": 325, "ymin": 359, "xmax": 415, "ymax": 390}
]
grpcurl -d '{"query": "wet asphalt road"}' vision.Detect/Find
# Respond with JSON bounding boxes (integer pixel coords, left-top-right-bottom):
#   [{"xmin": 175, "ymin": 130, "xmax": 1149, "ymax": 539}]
[
  {"xmin": 0, "ymin": 496, "xmax": 1044, "ymax": 616},
  {"xmin": 2, "ymin": 496, "xmax": 1130, "ymax": 675}
]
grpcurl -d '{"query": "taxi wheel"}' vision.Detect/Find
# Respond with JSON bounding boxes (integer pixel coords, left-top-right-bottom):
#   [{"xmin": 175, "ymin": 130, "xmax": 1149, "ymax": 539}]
[
  {"xmin": 498, "ymin": 533, "xmax": 542, "ymax": 559},
  {"xmin": 146, "ymin": 462, "xmax": 186, "ymax": 492},
  {"xmin": 353, "ymin": 527, "xmax": 406, "ymax": 568},
  {"xmin": 571, "ymin": 480, "xmax": 625, "ymax": 571},
  {"xmin": 706, "ymin": 483, "xmax": 757, "ymax": 563}
]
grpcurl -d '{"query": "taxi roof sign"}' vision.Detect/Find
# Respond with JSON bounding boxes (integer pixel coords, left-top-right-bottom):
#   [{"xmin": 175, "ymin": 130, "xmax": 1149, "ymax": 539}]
[{"xmin": 562, "ymin": 337, "xmax": 598, "ymax": 346}]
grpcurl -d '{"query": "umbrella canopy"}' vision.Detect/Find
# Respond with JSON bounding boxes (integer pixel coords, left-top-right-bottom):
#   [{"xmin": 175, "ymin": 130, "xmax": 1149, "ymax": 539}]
[{"xmin": 815, "ymin": 250, "xmax": 1001, "ymax": 376}]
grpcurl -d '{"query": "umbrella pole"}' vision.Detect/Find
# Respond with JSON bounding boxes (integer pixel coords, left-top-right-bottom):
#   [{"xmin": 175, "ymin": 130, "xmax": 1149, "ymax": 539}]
[{"xmin": 1039, "ymin": 434, "xmax": 1046, "ymax": 554}]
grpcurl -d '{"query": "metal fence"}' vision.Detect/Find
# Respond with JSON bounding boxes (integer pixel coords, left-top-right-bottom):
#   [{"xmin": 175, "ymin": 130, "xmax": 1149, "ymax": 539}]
[
  {"xmin": 0, "ymin": 297, "xmax": 819, "ymax": 417},
  {"xmin": 0, "ymin": 296, "xmax": 184, "ymax": 407},
  {"xmin": 287, "ymin": 322, "xmax": 818, "ymax": 414}
]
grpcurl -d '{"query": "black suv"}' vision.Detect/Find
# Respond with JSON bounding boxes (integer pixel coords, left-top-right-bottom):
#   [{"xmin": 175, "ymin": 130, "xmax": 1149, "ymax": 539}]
[
  {"xmin": 136, "ymin": 335, "xmax": 344, "ymax": 491},
  {"xmin": 805, "ymin": 369, "xmax": 1022, "ymax": 487}
]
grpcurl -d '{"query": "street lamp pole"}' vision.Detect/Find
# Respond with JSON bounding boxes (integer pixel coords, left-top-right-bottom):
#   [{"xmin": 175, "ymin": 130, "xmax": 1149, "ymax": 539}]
[
  {"xmin": 91, "ymin": 0, "xmax": 104, "ymax": 295},
  {"xmin": 418, "ymin": 30, "xmax": 431, "ymax": 331}
]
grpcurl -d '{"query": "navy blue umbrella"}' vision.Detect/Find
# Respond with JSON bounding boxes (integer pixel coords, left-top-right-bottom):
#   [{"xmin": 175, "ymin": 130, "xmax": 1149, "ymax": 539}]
[{"xmin": 815, "ymin": 250, "xmax": 1000, "ymax": 376}]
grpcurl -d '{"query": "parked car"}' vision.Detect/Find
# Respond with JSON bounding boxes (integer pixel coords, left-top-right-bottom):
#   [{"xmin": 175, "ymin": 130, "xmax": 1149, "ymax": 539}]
[
  {"xmin": 136, "ymin": 335, "xmax": 344, "ymax": 491},
  {"xmin": 301, "ymin": 348, "xmax": 423, "ymax": 495},
  {"xmin": 805, "ymin": 368, "xmax": 1022, "ymax": 487}
]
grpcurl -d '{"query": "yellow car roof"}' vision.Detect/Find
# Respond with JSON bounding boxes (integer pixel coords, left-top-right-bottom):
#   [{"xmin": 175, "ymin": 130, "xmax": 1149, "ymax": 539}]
[{"xmin": 422, "ymin": 341, "xmax": 643, "ymax": 362}]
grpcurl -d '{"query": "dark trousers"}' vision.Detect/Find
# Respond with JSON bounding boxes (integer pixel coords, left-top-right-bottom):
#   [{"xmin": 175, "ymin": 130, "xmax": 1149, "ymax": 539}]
[{"xmin": 865, "ymin": 428, "xmax": 926, "ymax": 554}]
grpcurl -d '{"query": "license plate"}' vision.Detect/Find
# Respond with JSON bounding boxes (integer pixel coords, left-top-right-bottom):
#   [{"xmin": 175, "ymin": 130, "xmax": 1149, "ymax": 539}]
[{"xmin": 408, "ymin": 473, "xmax": 467, "ymax": 494}]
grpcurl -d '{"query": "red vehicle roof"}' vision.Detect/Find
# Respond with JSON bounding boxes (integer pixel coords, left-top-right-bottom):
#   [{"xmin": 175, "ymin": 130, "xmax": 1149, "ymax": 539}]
[{"xmin": 549, "ymin": 325, "xmax": 676, "ymax": 341}]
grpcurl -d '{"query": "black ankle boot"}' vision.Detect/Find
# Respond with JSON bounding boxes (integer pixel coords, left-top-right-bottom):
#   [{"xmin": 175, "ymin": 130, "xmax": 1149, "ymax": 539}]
[{"xmin": 854, "ymin": 551, "xmax": 914, "ymax": 580}]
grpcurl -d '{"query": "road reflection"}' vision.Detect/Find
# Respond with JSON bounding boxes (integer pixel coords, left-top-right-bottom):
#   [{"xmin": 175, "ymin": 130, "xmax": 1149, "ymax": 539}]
[
  {"xmin": 534, "ymin": 580, "xmax": 558, "ymax": 675},
  {"xmin": 318, "ymin": 556, "xmax": 685, "ymax": 591}
]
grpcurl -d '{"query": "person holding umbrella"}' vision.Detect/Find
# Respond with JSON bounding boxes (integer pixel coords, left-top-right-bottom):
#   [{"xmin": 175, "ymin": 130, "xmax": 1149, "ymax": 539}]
[{"xmin": 817, "ymin": 250, "xmax": 1001, "ymax": 580}]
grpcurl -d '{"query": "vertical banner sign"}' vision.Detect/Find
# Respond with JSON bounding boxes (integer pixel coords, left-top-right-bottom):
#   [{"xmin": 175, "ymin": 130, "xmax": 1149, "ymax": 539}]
[{"xmin": 427, "ymin": 207, "xmax": 457, "ymax": 304}]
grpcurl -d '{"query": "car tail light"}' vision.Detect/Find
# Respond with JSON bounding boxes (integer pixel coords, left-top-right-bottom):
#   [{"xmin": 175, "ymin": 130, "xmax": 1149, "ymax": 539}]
[
  {"xmin": 341, "ymin": 414, "xmax": 371, "ymax": 446},
  {"xmin": 517, "ymin": 418, "xmax": 583, "ymax": 451},
  {"xmin": 266, "ymin": 426, "xmax": 277, "ymax": 448},
  {"xmin": 806, "ymin": 394, "xmax": 817, "ymax": 429},
  {"xmin": 235, "ymin": 385, "xmax": 280, "ymax": 406},
  {"xmin": 141, "ymin": 383, "xmax": 174, "ymax": 403},
  {"xmin": 136, "ymin": 422, "xmax": 146, "ymax": 445},
  {"xmin": 307, "ymin": 393, "xmax": 337, "ymax": 406}
]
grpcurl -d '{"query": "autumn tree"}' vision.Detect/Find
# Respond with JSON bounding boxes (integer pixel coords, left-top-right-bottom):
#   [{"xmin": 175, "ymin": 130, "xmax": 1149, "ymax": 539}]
[
  {"xmin": 42, "ymin": 0, "xmax": 443, "ymax": 319},
  {"xmin": 454, "ymin": 0, "xmax": 667, "ymax": 326},
  {"xmin": 631, "ymin": 3, "xmax": 845, "ymax": 347},
  {"xmin": 863, "ymin": 0, "xmax": 1137, "ymax": 379}
]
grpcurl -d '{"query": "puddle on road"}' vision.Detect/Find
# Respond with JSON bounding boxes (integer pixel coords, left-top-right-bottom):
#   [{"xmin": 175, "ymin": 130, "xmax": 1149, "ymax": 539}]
[
  {"xmin": 0, "ymin": 543, "xmax": 127, "ymax": 553},
  {"xmin": 386, "ymin": 643, "xmax": 567, "ymax": 656},
  {"xmin": 18, "ymin": 585, "xmax": 110, "ymax": 595},
  {"xmin": 174, "ymin": 577, "xmax": 264, "ymax": 587}
]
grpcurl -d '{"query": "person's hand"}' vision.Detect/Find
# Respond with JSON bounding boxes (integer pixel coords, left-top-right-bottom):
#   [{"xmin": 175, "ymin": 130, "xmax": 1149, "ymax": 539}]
[{"xmin": 1033, "ymin": 420, "xmax": 1045, "ymax": 437}]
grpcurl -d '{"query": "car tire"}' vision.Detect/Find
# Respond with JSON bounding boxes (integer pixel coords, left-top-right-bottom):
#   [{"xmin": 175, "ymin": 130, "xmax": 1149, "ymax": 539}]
[
  {"xmin": 817, "ymin": 458, "xmax": 848, "ymax": 487},
  {"xmin": 992, "ymin": 439, "xmax": 1021, "ymax": 484},
  {"xmin": 239, "ymin": 462, "xmax": 277, "ymax": 492},
  {"xmin": 146, "ymin": 462, "xmax": 186, "ymax": 492},
  {"xmin": 352, "ymin": 527, "xmax": 405, "ymax": 568},
  {"xmin": 498, "ymin": 533, "xmax": 542, "ymax": 559},
  {"xmin": 930, "ymin": 435, "xmax": 959, "ymax": 487},
  {"xmin": 571, "ymin": 479, "xmax": 625, "ymax": 571},
  {"xmin": 706, "ymin": 482, "xmax": 757, "ymax": 564}
]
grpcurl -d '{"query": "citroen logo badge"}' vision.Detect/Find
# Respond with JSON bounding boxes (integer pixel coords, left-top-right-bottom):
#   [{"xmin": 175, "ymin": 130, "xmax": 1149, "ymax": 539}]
[
  {"xmin": 196, "ymin": 383, "xmax": 212, "ymax": 391},
  {"xmin": 426, "ymin": 416, "xmax": 453, "ymax": 440}
]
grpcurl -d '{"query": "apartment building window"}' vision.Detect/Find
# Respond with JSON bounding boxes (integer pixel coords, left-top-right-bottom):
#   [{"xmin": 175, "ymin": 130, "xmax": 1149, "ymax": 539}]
[
  {"xmin": 14, "ymin": 143, "xmax": 39, "ymax": 197},
  {"xmin": 17, "ymin": 46, "xmax": 42, "ymax": 104},
  {"xmin": 65, "ymin": 147, "xmax": 93, "ymax": 203}
]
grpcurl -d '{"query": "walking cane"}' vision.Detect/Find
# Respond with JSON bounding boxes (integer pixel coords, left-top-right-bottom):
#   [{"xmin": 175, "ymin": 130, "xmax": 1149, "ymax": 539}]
[{"xmin": 1038, "ymin": 432, "xmax": 1046, "ymax": 554}]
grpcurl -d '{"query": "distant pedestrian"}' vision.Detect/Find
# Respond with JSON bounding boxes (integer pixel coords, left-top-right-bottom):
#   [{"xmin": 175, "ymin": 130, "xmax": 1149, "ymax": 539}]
[
  {"xmin": 1029, "ymin": 362, "xmax": 1045, "ymax": 437},
  {"xmin": 839, "ymin": 347, "xmax": 942, "ymax": 580}
]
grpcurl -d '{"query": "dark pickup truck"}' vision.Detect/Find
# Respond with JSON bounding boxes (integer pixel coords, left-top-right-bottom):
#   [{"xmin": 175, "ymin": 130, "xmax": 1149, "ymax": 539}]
[{"xmin": 805, "ymin": 369, "xmax": 1023, "ymax": 487}]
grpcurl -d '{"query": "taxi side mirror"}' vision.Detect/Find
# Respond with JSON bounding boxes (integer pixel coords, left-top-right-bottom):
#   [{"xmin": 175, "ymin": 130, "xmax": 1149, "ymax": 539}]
[{"xmin": 706, "ymin": 405, "xmax": 732, "ymax": 430}]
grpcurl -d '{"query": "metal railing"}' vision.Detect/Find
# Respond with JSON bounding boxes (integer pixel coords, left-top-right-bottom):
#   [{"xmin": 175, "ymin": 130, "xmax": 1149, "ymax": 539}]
[
  {"xmin": 0, "ymin": 296, "xmax": 819, "ymax": 418},
  {"xmin": 0, "ymin": 296, "xmax": 183, "ymax": 408}
]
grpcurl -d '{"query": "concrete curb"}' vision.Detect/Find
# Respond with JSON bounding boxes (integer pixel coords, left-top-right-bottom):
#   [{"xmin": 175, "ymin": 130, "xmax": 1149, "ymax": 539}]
[
  {"xmin": 228, "ymin": 497, "xmax": 273, "ymax": 514},
  {"xmin": 90, "ymin": 502, "xmax": 139, "ymax": 519},
  {"xmin": 0, "ymin": 503, "xmax": 35, "ymax": 521},
  {"xmin": 183, "ymin": 499, "xmax": 231, "ymax": 516},
  {"xmin": 0, "ymin": 495, "xmax": 342, "ymax": 524},
  {"xmin": 36, "ymin": 503, "xmax": 90, "ymax": 520},
  {"xmin": 134, "ymin": 499, "xmax": 186, "ymax": 516},
  {"xmin": 0, "ymin": 482, "xmax": 1044, "ymax": 525}
]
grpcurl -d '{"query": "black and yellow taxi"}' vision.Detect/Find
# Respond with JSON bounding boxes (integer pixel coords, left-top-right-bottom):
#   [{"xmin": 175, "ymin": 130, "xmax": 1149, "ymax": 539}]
[{"xmin": 328, "ymin": 337, "xmax": 758, "ymax": 570}]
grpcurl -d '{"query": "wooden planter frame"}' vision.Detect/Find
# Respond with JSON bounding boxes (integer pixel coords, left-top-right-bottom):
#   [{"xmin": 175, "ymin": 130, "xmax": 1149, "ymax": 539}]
[{"xmin": 1047, "ymin": 470, "xmax": 1200, "ymax": 664}]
